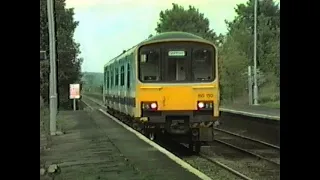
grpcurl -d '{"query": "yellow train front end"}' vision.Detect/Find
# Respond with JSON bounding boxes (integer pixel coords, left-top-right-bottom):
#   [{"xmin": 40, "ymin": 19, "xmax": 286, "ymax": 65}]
[
  {"xmin": 137, "ymin": 83, "xmax": 219, "ymax": 137},
  {"xmin": 134, "ymin": 35, "xmax": 220, "ymax": 151}
]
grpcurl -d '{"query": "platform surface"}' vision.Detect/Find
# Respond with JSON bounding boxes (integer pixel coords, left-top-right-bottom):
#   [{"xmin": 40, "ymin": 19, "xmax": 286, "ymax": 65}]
[{"xmin": 40, "ymin": 110, "xmax": 202, "ymax": 180}]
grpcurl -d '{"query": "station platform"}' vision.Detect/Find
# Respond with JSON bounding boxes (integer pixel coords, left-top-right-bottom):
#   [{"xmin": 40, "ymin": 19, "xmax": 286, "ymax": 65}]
[
  {"xmin": 40, "ymin": 110, "xmax": 205, "ymax": 180},
  {"xmin": 220, "ymin": 104, "xmax": 280, "ymax": 120}
]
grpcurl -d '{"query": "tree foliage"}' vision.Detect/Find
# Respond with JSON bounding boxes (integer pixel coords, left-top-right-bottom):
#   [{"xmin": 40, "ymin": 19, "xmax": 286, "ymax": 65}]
[
  {"xmin": 220, "ymin": 0, "xmax": 280, "ymax": 104},
  {"xmin": 40, "ymin": 0, "xmax": 83, "ymax": 109},
  {"xmin": 155, "ymin": 3, "xmax": 222, "ymax": 44}
]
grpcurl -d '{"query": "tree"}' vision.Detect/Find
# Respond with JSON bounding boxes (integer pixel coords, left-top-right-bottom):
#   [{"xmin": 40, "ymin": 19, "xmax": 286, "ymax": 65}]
[
  {"xmin": 219, "ymin": 29, "xmax": 249, "ymax": 103},
  {"xmin": 155, "ymin": 3, "xmax": 221, "ymax": 43},
  {"xmin": 40, "ymin": 0, "xmax": 83, "ymax": 109},
  {"xmin": 84, "ymin": 73, "xmax": 94, "ymax": 86},
  {"xmin": 220, "ymin": 0, "xmax": 280, "ymax": 104},
  {"xmin": 225, "ymin": 0, "xmax": 279, "ymax": 72}
]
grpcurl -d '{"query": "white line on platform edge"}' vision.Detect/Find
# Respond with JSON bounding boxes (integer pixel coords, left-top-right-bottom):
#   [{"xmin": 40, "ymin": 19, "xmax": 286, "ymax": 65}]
[{"xmin": 82, "ymin": 97, "xmax": 212, "ymax": 180}]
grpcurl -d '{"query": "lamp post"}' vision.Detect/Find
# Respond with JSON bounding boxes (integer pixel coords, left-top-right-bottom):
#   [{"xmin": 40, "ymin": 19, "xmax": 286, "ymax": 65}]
[
  {"xmin": 47, "ymin": 0, "xmax": 58, "ymax": 135},
  {"xmin": 253, "ymin": 0, "xmax": 259, "ymax": 105}
]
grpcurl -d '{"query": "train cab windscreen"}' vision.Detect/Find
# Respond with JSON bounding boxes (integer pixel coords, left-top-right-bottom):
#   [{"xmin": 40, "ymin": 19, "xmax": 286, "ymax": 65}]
[
  {"xmin": 192, "ymin": 49, "xmax": 214, "ymax": 81},
  {"xmin": 138, "ymin": 50, "xmax": 161, "ymax": 81},
  {"xmin": 138, "ymin": 43, "xmax": 215, "ymax": 83}
]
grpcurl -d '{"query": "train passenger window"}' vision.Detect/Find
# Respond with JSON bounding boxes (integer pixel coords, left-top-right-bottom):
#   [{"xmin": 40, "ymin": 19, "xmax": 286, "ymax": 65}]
[
  {"xmin": 127, "ymin": 64, "xmax": 130, "ymax": 89},
  {"xmin": 139, "ymin": 50, "xmax": 160, "ymax": 81},
  {"xmin": 115, "ymin": 68, "xmax": 119, "ymax": 86},
  {"xmin": 110, "ymin": 70, "xmax": 113, "ymax": 87},
  {"xmin": 120, "ymin": 66, "xmax": 125, "ymax": 86},
  {"xmin": 106, "ymin": 71, "xmax": 109, "ymax": 88},
  {"xmin": 192, "ymin": 49, "xmax": 213, "ymax": 81}
]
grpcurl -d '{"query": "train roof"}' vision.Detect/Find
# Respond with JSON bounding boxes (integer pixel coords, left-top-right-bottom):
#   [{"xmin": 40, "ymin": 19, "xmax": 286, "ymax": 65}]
[
  {"xmin": 140, "ymin": 31, "xmax": 204, "ymax": 44},
  {"xmin": 104, "ymin": 45, "xmax": 137, "ymax": 67},
  {"xmin": 104, "ymin": 31, "xmax": 210, "ymax": 68}
]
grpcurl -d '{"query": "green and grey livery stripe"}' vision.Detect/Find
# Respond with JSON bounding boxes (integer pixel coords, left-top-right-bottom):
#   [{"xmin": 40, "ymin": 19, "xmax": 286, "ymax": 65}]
[{"xmin": 105, "ymin": 95, "xmax": 136, "ymax": 107}]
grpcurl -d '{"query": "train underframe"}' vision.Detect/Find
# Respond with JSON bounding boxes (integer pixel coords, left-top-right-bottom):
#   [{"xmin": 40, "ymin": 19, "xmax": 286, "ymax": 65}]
[{"xmin": 106, "ymin": 107, "xmax": 218, "ymax": 153}]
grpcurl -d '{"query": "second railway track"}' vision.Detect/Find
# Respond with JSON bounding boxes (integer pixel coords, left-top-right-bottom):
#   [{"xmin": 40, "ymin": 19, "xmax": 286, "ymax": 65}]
[
  {"xmin": 200, "ymin": 130, "xmax": 280, "ymax": 180},
  {"xmin": 213, "ymin": 127, "xmax": 280, "ymax": 165}
]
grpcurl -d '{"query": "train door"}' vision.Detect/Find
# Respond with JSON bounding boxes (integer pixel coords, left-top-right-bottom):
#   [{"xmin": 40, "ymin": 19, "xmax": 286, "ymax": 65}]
[{"xmin": 165, "ymin": 49, "xmax": 191, "ymax": 81}]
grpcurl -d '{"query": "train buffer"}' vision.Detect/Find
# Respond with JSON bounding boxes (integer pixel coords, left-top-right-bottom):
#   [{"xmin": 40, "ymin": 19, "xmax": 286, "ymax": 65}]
[{"xmin": 40, "ymin": 109, "xmax": 204, "ymax": 180}]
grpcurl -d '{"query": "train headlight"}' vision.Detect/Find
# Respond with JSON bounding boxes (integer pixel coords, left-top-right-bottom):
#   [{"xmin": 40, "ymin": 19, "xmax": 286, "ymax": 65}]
[
  {"xmin": 150, "ymin": 102, "xmax": 157, "ymax": 109},
  {"xmin": 142, "ymin": 102, "xmax": 158, "ymax": 110},
  {"xmin": 198, "ymin": 102, "xmax": 205, "ymax": 108},
  {"xmin": 197, "ymin": 101, "xmax": 213, "ymax": 110}
]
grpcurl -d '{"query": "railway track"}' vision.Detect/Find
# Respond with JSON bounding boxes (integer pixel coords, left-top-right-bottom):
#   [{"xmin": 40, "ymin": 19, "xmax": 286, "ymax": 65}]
[
  {"xmin": 213, "ymin": 127, "xmax": 280, "ymax": 165},
  {"xmin": 158, "ymin": 137, "xmax": 250, "ymax": 180},
  {"xmin": 82, "ymin": 95, "xmax": 280, "ymax": 180},
  {"xmin": 198, "ymin": 153, "xmax": 253, "ymax": 180},
  {"xmin": 200, "ymin": 133, "xmax": 280, "ymax": 180}
]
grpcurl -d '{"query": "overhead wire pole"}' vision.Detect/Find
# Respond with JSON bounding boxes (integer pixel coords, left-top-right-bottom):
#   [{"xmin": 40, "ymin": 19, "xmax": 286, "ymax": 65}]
[
  {"xmin": 253, "ymin": 0, "xmax": 259, "ymax": 105},
  {"xmin": 47, "ymin": 0, "xmax": 58, "ymax": 135}
]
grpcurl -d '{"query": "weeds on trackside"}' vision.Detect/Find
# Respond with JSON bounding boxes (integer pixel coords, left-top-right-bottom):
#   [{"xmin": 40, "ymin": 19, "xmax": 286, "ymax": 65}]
[{"xmin": 40, "ymin": 106, "xmax": 52, "ymax": 148}]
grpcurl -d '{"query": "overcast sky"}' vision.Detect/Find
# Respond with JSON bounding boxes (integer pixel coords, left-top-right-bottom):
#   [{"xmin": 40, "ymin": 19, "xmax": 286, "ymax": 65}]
[{"xmin": 65, "ymin": 0, "xmax": 280, "ymax": 73}]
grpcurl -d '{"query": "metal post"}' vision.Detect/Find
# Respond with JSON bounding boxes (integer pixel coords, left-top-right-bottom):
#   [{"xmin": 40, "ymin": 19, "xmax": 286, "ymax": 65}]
[
  {"xmin": 47, "ymin": 0, "xmax": 58, "ymax": 135},
  {"xmin": 103, "ymin": 70, "xmax": 106, "ymax": 104},
  {"xmin": 253, "ymin": 0, "xmax": 259, "ymax": 105},
  {"xmin": 40, "ymin": 51, "xmax": 46, "ymax": 61},
  {"xmin": 73, "ymin": 99, "xmax": 76, "ymax": 111},
  {"xmin": 248, "ymin": 66, "xmax": 253, "ymax": 105}
]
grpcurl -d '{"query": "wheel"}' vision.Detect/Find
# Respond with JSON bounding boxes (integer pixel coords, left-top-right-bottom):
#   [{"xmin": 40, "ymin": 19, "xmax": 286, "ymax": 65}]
[
  {"xmin": 188, "ymin": 142, "xmax": 200, "ymax": 154},
  {"xmin": 194, "ymin": 142, "xmax": 201, "ymax": 154},
  {"xmin": 132, "ymin": 123, "xmax": 139, "ymax": 130},
  {"xmin": 148, "ymin": 132, "xmax": 155, "ymax": 141},
  {"xmin": 146, "ymin": 128, "xmax": 156, "ymax": 141},
  {"xmin": 188, "ymin": 142, "xmax": 194, "ymax": 152}
]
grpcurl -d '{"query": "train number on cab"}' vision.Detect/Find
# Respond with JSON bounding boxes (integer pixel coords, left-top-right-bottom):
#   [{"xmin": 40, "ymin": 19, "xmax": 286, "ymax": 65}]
[{"xmin": 198, "ymin": 94, "xmax": 214, "ymax": 98}]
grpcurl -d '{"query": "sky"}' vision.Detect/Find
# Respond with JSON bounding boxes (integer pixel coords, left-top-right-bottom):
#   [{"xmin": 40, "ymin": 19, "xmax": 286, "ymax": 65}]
[{"xmin": 65, "ymin": 0, "xmax": 280, "ymax": 73}]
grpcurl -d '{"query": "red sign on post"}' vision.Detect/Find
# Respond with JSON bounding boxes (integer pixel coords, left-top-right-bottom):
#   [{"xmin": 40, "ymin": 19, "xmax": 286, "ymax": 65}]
[{"xmin": 69, "ymin": 84, "xmax": 80, "ymax": 99}]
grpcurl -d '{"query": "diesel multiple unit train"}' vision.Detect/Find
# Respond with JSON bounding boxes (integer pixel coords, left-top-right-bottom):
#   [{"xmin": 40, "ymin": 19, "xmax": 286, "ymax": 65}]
[{"xmin": 103, "ymin": 31, "xmax": 220, "ymax": 152}]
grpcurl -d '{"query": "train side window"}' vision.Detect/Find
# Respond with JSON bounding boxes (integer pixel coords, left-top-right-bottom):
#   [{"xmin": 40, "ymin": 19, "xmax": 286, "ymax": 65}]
[
  {"xmin": 106, "ymin": 71, "xmax": 109, "ymax": 88},
  {"xmin": 115, "ymin": 68, "xmax": 119, "ymax": 86},
  {"xmin": 127, "ymin": 64, "xmax": 130, "ymax": 89},
  {"xmin": 120, "ymin": 65, "xmax": 125, "ymax": 86},
  {"xmin": 110, "ymin": 70, "xmax": 113, "ymax": 87}
]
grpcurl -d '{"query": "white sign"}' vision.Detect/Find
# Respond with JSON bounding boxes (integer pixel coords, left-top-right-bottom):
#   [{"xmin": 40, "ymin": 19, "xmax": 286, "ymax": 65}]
[
  {"xmin": 168, "ymin": 50, "xmax": 186, "ymax": 57},
  {"xmin": 140, "ymin": 54, "xmax": 147, "ymax": 62},
  {"xmin": 69, "ymin": 84, "xmax": 80, "ymax": 99}
]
